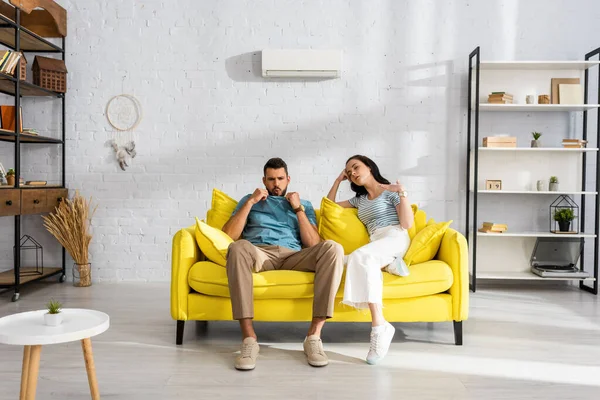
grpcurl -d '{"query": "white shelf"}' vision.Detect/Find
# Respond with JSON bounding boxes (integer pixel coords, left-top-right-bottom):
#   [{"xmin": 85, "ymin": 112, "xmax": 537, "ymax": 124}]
[
  {"xmin": 476, "ymin": 190, "xmax": 597, "ymax": 195},
  {"xmin": 479, "ymin": 104, "xmax": 600, "ymax": 112},
  {"xmin": 477, "ymin": 231, "xmax": 596, "ymax": 238},
  {"xmin": 477, "ymin": 271, "xmax": 595, "ymax": 281},
  {"xmin": 479, "ymin": 61, "xmax": 600, "ymax": 70},
  {"xmin": 478, "ymin": 147, "xmax": 598, "ymax": 153}
]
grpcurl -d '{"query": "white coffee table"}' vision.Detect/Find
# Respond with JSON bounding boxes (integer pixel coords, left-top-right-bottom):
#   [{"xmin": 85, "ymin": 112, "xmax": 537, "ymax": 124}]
[{"xmin": 0, "ymin": 308, "xmax": 110, "ymax": 400}]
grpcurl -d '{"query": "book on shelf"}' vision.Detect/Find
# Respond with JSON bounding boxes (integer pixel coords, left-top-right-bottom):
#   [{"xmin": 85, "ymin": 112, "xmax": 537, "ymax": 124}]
[
  {"xmin": 479, "ymin": 222, "xmax": 508, "ymax": 233},
  {"xmin": 562, "ymin": 139, "xmax": 587, "ymax": 148},
  {"xmin": 21, "ymin": 128, "xmax": 39, "ymax": 136},
  {"xmin": 0, "ymin": 50, "xmax": 23, "ymax": 76},
  {"xmin": 488, "ymin": 92, "xmax": 513, "ymax": 104},
  {"xmin": 24, "ymin": 181, "xmax": 47, "ymax": 186}
]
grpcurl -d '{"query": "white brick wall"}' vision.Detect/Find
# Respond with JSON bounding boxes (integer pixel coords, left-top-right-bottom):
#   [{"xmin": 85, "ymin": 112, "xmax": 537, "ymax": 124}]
[{"xmin": 1, "ymin": 0, "xmax": 600, "ymax": 281}]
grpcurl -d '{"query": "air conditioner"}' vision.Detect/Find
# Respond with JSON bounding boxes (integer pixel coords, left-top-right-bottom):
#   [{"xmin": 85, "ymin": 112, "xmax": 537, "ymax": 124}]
[{"xmin": 261, "ymin": 49, "xmax": 342, "ymax": 78}]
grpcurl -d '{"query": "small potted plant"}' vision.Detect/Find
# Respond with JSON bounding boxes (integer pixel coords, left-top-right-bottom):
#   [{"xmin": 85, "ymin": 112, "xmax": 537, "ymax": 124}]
[
  {"xmin": 554, "ymin": 208, "xmax": 575, "ymax": 232},
  {"xmin": 5, "ymin": 168, "xmax": 15, "ymax": 186},
  {"xmin": 549, "ymin": 176, "xmax": 559, "ymax": 191},
  {"xmin": 44, "ymin": 299, "xmax": 63, "ymax": 326},
  {"xmin": 531, "ymin": 132, "xmax": 542, "ymax": 148}
]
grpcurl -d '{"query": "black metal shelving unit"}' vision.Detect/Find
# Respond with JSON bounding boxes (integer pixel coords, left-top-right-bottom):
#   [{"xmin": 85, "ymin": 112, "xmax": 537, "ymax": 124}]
[
  {"xmin": 0, "ymin": 6, "xmax": 66, "ymax": 302},
  {"xmin": 466, "ymin": 46, "xmax": 600, "ymax": 295}
]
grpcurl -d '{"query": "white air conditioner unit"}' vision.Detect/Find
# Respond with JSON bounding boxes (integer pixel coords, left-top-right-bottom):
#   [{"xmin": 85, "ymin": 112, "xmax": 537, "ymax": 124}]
[{"xmin": 261, "ymin": 49, "xmax": 342, "ymax": 78}]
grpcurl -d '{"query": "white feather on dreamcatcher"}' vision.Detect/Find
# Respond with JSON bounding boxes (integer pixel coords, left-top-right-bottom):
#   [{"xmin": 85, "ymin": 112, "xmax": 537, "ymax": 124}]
[{"xmin": 106, "ymin": 94, "xmax": 143, "ymax": 170}]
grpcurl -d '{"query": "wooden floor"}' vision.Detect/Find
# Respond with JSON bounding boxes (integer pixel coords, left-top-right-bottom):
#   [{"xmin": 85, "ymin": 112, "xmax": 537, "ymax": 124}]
[{"xmin": 0, "ymin": 281, "xmax": 599, "ymax": 399}]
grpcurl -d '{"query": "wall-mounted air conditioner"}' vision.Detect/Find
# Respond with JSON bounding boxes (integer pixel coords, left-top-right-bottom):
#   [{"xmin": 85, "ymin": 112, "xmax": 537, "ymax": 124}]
[{"xmin": 261, "ymin": 49, "xmax": 342, "ymax": 78}]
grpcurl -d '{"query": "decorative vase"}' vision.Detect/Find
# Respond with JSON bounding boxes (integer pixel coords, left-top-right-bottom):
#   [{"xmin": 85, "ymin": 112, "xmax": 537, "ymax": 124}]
[
  {"xmin": 536, "ymin": 180, "xmax": 544, "ymax": 191},
  {"xmin": 44, "ymin": 313, "xmax": 62, "ymax": 326},
  {"xmin": 558, "ymin": 220, "xmax": 571, "ymax": 232},
  {"xmin": 549, "ymin": 182, "xmax": 559, "ymax": 191},
  {"xmin": 531, "ymin": 140, "xmax": 541, "ymax": 148},
  {"xmin": 6, "ymin": 175, "xmax": 15, "ymax": 186},
  {"xmin": 73, "ymin": 263, "xmax": 92, "ymax": 287}
]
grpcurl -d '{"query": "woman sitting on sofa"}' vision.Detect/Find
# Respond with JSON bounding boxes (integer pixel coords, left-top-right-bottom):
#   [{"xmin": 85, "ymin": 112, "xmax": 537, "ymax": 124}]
[{"xmin": 326, "ymin": 154, "xmax": 414, "ymax": 365}]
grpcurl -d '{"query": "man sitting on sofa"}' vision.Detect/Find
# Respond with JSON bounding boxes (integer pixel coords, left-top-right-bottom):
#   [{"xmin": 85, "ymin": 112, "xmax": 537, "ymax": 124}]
[{"xmin": 222, "ymin": 157, "xmax": 344, "ymax": 371}]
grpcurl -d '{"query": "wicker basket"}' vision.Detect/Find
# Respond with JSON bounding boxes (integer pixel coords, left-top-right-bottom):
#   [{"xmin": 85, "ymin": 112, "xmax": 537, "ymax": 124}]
[{"xmin": 32, "ymin": 56, "xmax": 67, "ymax": 93}]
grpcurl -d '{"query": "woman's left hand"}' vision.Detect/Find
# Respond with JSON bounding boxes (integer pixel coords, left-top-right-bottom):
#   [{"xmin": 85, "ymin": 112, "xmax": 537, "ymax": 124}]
[{"xmin": 379, "ymin": 180, "xmax": 406, "ymax": 194}]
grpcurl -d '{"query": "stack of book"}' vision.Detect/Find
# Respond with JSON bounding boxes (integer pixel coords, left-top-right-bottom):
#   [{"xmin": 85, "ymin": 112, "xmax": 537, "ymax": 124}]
[
  {"xmin": 21, "ymin": 128, "xmax": 39, "ymax": 136},
  {"xmin": 488, "ymin": 92, "xmax": 513, "ymax": 104},
  {"xmin": 0, "ymin": 50, "xmax": 23, "ymax": 76},
  {"xmin": 478, "ymin": 222, "xmax": 508, "ymax": 233},
  {"xmin": 562, "ymin": 138, "xmax": 587, "ymax": 148}
]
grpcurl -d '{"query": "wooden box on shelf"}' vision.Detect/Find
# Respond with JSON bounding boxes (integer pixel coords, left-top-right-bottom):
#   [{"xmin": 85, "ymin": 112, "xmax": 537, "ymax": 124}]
[
  {"xmin": 482, "ymin": 136, "xmax": 517, "ymax": 148},
  {"xmin": 32, "ymin": 56, "xmax": 67, "ymax": 93}
]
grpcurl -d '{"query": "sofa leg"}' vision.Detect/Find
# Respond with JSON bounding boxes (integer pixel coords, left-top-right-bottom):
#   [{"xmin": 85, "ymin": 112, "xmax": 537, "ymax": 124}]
[
  {"xmin": 176, "ymin": 320, "xmax": 185, "ymax": 345},
  {"xmin": 453, "ymin": 321, "xmax": 463, "ymax": 346}
]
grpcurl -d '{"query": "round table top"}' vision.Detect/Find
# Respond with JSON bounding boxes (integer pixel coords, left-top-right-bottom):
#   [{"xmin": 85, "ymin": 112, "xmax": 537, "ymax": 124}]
[{"xmin": 0, "ymin": 308, "xmax": 110, "ymax": 345}]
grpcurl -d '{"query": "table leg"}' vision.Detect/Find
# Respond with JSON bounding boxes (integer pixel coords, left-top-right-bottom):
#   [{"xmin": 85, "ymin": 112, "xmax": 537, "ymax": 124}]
[
  {"xmin": 25, "ymin": 345, "xmax": 42, "ymax": 400},
  {"xmin": 81, "ymin": 338, "xmax": 100, "ymax": 400},
  {"xmin": 19, "ymin": 346, "xmax": 31, "ymax": 400}
]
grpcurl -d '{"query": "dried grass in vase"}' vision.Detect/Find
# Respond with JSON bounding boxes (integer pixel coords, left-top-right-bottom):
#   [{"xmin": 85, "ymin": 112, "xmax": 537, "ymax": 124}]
[{"xmin": 42, "ymin": 191, "xmax": 97, "ymax": 287}]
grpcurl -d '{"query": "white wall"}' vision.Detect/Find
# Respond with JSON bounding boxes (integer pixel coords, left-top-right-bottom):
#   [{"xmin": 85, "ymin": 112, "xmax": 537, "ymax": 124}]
[{"xmin": 1, "ymin": 0, "xmax": 599, "ymax": 281}]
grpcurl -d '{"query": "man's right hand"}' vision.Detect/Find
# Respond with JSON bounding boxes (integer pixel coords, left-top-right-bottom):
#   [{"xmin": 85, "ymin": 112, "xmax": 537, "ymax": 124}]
[{"xmin": 248, "ymin": 188, "xmax": 268, "ymax": 205}]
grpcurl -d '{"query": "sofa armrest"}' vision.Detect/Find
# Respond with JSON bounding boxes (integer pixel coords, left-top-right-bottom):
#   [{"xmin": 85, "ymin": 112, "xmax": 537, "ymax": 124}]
[
  {"xmin": 170, "ymin": 226, "xmax": 201, "ymax": 321},
  {"xmin": 436, "ymin": 228, "xmax": 469, "ymax": 321}
]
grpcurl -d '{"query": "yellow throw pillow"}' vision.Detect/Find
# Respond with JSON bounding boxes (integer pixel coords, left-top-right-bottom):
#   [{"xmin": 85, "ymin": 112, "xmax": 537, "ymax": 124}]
[
  {"xmin": 206, "ymin": 189, "xmax": 238, "ymax": 230},
  {"xmin": 318, "ymin": 197, "xmax": 369, "ymax": 255},
  {"xmin": 404, "ymin": 220, "xmax": 452, "ymax": 266},
  {"xmin": 407, "ymin": 208, "xmax": 427, "ymax": 240},
  {"xmin": 194, "ymin": 217, "xmax": 233, "ymax": 266}
]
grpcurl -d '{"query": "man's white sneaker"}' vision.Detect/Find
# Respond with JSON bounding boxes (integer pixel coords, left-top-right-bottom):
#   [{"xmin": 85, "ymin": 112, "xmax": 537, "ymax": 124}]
[
  {"xmin": 366, "ymin": 322, "xmax": 395, "ymax": 365},
  {"xmin": 235, "ymin": 337, "xmax": 259, "ymax": 370},
  {"xmin": 303, "ymin": 335, "xmax": 329, "ymax": 367}
]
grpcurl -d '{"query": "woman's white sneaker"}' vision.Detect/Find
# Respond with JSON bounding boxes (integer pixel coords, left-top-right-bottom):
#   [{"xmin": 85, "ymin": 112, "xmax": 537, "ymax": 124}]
[{"xmin": 366, "ymin": 322, "xmax": 395, "ymax": 365}]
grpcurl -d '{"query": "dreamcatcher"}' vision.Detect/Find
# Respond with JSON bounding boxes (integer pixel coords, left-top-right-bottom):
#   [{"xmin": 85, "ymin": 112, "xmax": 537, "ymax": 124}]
[{"xmin": 106, "ymin": 94, "xmax": 142, "ymax": 170}]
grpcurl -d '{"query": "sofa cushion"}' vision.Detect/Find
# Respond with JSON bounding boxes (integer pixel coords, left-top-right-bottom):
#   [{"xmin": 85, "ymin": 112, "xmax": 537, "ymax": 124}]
[
  {"xmin": 188, "ymin": 259, "xmax": 453, "ymax": 300},
  {"xmin": 206, "ymin": 188, "xmax": 238, "ymax": 230},
  {"xmin": 317, "ymin": 197, "xmax": 370, "ymax": 255},
  {"xmin": 404, "ymin": 220, "xmax": 452, "ymax": 266},
  {"xmin": 407, "ymin": 207, "xmax": 427, "ymax": 240},
  {"xmin": 189, "ymin": 261, "xmax": 316, "ymax": 299},
  {"xmin": 194, "ymin": 218, "xmax": 233, "ymax": 266},
  {"xmin": 206, "ymin": 188, "xmax": 321, "ymax": 229}
]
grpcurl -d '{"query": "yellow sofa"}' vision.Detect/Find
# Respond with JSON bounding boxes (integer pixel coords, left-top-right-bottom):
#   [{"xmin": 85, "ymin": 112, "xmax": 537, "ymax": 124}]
[{"xmin": 171, "ymin": 203, "xmax": 469, "ymax": 346}]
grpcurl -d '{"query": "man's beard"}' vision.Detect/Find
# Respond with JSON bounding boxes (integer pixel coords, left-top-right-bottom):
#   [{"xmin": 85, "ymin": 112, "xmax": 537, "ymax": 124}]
[{"xmin": 268, "ymin": 187, "xmax": 287, "ymax": 196}]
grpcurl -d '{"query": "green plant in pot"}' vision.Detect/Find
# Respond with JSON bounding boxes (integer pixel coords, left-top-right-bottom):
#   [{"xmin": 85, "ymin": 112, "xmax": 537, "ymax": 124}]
[
  {"xmin": 5, "ymin": 168, "xmax": 15, "ymax": 186},
  {"xmin": 549, "ymin": 176, "xmax": 559, "ymax": 191},
  {"xmin": 531, "ymin": 131, "xmax": 542, "ymax": 148},
  {"xmin": 554, "ymin": 208, "xmax": 575, "ymax": 232},
  {"xmin": 44, "ymin": 299, "xmax": 63, "ymax": 326}
]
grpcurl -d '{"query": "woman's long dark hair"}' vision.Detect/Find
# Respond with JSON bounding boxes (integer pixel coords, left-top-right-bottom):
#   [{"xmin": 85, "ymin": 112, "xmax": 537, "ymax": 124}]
[{"xmin": 346, "ymin": 155, "xmax": 390, "ymax": 197}]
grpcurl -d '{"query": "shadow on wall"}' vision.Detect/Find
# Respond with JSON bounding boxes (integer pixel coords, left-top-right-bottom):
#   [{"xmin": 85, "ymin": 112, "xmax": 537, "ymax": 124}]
[
  {"xmin": 225, "ymin": 51, "xmax": 263, "ymax": 82},
  {"xmin": 404, "ymin": 59, "xmax": 462, "ymax": 227}
]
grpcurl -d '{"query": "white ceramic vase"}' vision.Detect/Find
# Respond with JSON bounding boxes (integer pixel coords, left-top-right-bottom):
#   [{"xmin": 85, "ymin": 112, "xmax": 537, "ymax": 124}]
[{"xmin": 44, "ymin": 313, "xmax": 62, "ymax": 326}]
